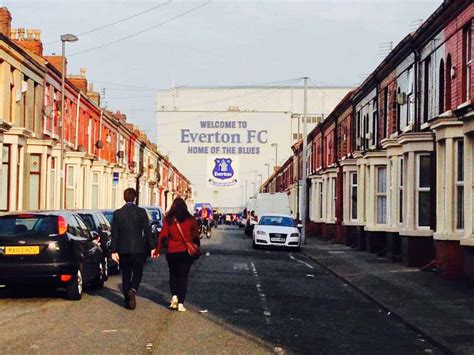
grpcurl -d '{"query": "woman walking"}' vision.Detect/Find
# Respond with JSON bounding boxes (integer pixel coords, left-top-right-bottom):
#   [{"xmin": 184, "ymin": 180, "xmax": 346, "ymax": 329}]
[{"xmin": 153, "ymin": 197, "xmax": 200, "ymax": 312}]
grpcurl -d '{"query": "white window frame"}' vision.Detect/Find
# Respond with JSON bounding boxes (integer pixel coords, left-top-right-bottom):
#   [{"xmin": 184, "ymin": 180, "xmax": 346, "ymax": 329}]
[
  {"xmin": 91, "ymin": 171, "xmax": 100, "ymax": 209},
  {"xmin": 416, "ymin": 154, "xmax": 431, "ymax": 229},
  {"xmin": 376, "ymin": 166, "xmax": 387, "ymax": 225},
  {"xmin": 398, "ymin": 157, "xmax": 404, "ymax": 225},
  {"xmin": 455, "ymin": 139, "xmax": 465, "ymax": 231},
  {"xmin": 465, "ymin": 25, "xmax": 472, "ymax": 103},
  {"xmin": 350, "ymin": 172, "xmax": 358, "ymax": 221},
  {"xmin": 331, "ymin": 177, "xmax": 336, "ymax": 221},
  {"xmin": 318, "ymin": 181, "xmax": 323, "ymax": 220}
]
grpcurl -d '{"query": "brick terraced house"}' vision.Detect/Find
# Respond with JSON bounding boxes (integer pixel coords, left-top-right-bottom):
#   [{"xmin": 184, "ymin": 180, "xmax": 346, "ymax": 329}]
[
  {"xmin": 261, "ymin": 0, "xmax": 474, "ymax": 281},
  {"xmin": 0, "ymin": 7, "xmax": 191, "ymax": 212}
]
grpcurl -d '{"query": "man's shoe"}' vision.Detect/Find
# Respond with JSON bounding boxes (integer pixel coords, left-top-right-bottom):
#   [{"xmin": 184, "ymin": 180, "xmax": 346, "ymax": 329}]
[
  {"xmin": 177, "ymin": 303, "xmax": 186, "ymax": 312},
  {"xmin": 128, "ymin": 289, "xmax": 137, "ymax": 310},
  {"xmin": 169, "ymin": 295, "xmax": 178, "ymax": 310}
]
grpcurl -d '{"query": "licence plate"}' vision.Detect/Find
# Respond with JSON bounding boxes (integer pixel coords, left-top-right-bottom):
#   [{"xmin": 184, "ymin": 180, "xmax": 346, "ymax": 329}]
[
  {"xmin": 5, "ymin": 246, "xmax": 40, "ymax": 255},
  {"xmin": 271, "ymin": 238, "xmax": 285, "ymax": 242}
]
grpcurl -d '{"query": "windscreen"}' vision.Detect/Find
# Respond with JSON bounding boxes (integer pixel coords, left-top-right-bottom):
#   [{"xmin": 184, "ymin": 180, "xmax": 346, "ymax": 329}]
[
  {"xmin": 259, "ymin": 216, "xmax": 294, "ymax": 227},
  {"xmin": 102, "ymin": 211, "xmax": 113, "ymax": 224},
  {"xmin": 0, "ymin": 215, "xmax": 58, "ymax": 239},
  {"xmin": 79, "ymin": 214, "xmax": 95, "ymax": 231}
]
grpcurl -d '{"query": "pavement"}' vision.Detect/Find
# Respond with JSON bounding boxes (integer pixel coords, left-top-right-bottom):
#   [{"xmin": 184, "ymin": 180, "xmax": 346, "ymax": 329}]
[{"xmin": 301, "ymin": 237, "xmax": 474, "ymax": 355}]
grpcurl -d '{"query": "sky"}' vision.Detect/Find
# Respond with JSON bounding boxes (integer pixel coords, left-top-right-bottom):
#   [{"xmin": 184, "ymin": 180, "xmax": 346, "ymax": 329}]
[{"xmin": 3, "ymin": 0, "xmax": 442, "ymax": 142}]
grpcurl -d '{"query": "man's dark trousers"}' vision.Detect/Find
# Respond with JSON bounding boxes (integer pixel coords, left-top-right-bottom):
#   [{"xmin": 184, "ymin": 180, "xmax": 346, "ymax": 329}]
[{"xmin": 119, "ymin": 253, "xmax": 145, "ymax": 301}]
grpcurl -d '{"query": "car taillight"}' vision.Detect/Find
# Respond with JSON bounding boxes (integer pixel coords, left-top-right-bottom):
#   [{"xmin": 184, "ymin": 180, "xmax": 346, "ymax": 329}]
[
  {"xmin": 60, "ymin": 274, "xmax": 73, "ymax": 282},
  {"xmin": 57, "ymin": 216, "xmax": 68, "ymax": 236}
]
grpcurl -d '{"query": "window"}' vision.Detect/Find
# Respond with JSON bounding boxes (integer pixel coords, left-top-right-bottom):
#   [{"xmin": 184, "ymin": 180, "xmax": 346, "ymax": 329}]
[
  {"xmin": 22, "ymin": 77, "xmax": 28, "ymax": 127},
  {"xmin": 446, "ymin": 55, "xmax": 452, "ymax": 110},
  {"xmin": 439, "ymin": 59, "xmax": 445, "ymax": 114},
  {"xmin": 398, "ymin": 158, "xmax": 404, "ymax": 224},
  {"xmin": 0, "ymin": 145, "xmax": 10, "ymax": 211},
  {"xmin": 376, "ymin": 167, "xmax": 387, "ymax": 224},
  {"xmin": 28, "ymin": 154, "xmax": 41, "ymax": 210},
  {"xmin": 49, "ymin": 158, "xmax": 56, "ymax": 209},
  {"xmin": 407, "ymin": 67, "xmax": 415, "ymax": 127},
  {"xmin": 350, "ymin": 172, "xmax": 358, "ymax": 220},
  {"xmin": 372, "ymin": 99, "xmax": 378, "ymax": 147},
  {"xmin": 417, "ymin": 155, "xmax": 431, "ymax": 227},
  {"xmin": 91, "ymin": 172, "xmax": 99, "ymax": 209},
  {"xmin": 423, "ymin": 57, "xmax": 431, "ymax": 123},
  {"xmin": 383, "ymin": 88, "xmax": 388, "ymax": 138},
  {"xmin": 65, "ymin": 165, "xmax": 75, "ymax": 209},
  {"xmin": 456, "ymin": 140, "xmax": 464, "ymax": 230},
  {"xmin": 331, "ymin": 177, "xmax": 336, "ymax": 220},
  {"xmin": 318, "ymin": 182, "xmax": 323, "ymax": 219},
  {"xmin": 396, "ymin": 87, "xmax": 401, "ymax": 131},
  {"xmin": 463, "ymin": 25, "xmax": 472, "ymax": 102}
]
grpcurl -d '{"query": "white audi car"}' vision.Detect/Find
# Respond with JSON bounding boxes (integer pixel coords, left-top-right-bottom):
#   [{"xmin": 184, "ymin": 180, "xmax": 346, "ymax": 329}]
[{"xmin": 252, "ymin": 214, "xmax": 300, "ymax": 250}]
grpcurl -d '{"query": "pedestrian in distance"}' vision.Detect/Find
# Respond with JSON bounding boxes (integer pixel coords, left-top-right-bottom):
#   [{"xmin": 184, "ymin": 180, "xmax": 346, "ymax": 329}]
[
  {"xmin": 111, "ymin": 188, "xmax": 154, "ymax": 310},
  {"xmin": 152, "ymin": 197, "xmax": 200, "ymax": 312}
]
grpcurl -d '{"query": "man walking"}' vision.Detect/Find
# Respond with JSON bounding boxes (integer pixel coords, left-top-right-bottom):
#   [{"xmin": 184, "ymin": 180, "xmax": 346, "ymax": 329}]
[{"xmin": 111, "ymin": 188, "xmax": 153, "ymax": 310}]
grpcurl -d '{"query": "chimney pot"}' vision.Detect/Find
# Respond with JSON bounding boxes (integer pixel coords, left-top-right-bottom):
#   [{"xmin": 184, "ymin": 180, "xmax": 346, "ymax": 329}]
[
  {"xmin": 33, "ymin": 29, "xmax": 41, "ymax": 40},
  {"xmin": 26, "ymin": 28, "xmax": 34, "ymax": 39},
  {"xmin": 10, "ymin": 27, "xmax": 17, "ymax": 40},
  {"xmin": 80, "ymin": 67, "xmax": 86, "ymax": 77},
  {"xmin": 17, "ymin": 28, "xmax": 25, "ymax": 40}
]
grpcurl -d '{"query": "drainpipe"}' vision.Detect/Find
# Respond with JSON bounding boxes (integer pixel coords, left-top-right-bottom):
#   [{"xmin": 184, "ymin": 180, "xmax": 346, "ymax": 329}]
[
  {"xmin": 135, "ymin": 142, "xmax": 145, "ymax": 206},
  {"xmin": 74, "ymin": 92, "xmax": 81, "ymax": 150}
]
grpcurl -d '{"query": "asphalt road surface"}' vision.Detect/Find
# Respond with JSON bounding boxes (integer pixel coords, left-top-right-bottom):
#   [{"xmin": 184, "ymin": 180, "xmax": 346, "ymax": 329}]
[{"xmin": 0, "ymin": 226, "xmax": 440, "ymax": 354}]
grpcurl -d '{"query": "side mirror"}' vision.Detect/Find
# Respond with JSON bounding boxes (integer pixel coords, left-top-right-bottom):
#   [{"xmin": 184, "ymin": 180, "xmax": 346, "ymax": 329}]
[{"xmin": 297, "ymin": 224, "xmax": 303, "ymax": 229}]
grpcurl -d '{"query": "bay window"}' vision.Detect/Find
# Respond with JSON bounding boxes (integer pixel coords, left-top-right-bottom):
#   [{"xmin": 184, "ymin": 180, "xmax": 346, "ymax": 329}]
[
  {"xmin": 350, "ymin": 172, "xmax": 358, "ymax": 221},
  {"xmin": 0, "ymin": 145, "xmax": 10, "ymax": 211},
  {"xmin": 417, "ymin": 155, "xmax": 431, "ymax": 228},
  {"xmin": 456, "ymin": 140, "xmax": 464, "ymax": 230},
  {"xmin": 376, "ymin": 167, "xmax": 387, "ymax": 224},
  {"xmin": 398, "ymin": 158, "xmax": 404, "ymax": 225}
]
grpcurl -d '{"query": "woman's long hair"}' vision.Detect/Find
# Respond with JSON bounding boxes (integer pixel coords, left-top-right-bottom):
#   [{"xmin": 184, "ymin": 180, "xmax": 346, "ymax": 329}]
[{"xmin": 165, "ymin": 197, "xmax": 193, "ymax": 223}]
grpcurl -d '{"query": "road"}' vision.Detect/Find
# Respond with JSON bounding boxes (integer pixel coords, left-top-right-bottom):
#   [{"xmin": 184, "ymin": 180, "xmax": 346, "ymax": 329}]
[{"xmin": 0, "ymin": 226, "xmax": 440, "ymax": 354}]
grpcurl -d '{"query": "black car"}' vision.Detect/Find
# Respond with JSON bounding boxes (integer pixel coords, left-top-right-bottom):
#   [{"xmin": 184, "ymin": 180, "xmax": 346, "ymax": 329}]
[
  {"xmin": 101, "ymin": 209, "xmax": 114, "ymax": 225},
  {"xmin": 75, "ymin": 209, "xmax": 118, "ymax": 275},
  {"xmin": 0, "ymin": 211, "xmax": 107, "ymax": 300}
]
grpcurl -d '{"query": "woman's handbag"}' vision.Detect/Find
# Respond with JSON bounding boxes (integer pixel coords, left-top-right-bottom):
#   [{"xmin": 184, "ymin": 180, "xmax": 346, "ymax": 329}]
[{"xmin": 176, "ymin": 221, "xmax": 201, "ymax": 259}]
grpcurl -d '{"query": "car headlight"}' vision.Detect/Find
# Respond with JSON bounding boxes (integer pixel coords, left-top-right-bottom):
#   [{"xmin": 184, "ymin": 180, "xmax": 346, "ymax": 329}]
[
  {"xmin": 290, "ymin": 233, "xmax": 300, "ymax": 238},
  {"xmin": 256, "ymin": 230, "xmax": 267, "ymax": 235}
]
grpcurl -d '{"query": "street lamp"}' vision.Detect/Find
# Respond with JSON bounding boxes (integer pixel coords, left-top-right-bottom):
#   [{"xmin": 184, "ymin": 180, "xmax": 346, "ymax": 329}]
[
  {"xmin": 59, "ymin": 33, "xmax": 78, "ymax": 210},
  {"xmin": 264, "ymin": 163, "xmax": 270, "ymax": 178},
  {"xmin": 271, "ymin": 143, "xmax": 278, "ymax": 167}
]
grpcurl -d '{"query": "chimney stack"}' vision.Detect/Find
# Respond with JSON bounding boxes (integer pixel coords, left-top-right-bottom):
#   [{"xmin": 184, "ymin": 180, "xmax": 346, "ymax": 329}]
[
  {"xmin": 68, "ymin": 67, "xmax": 88, "ymax": 93},
  {"xmin": 12, "ymin": 27, "xmax": 43, "ymax": 56},
  {"xmin": 0, "ymin": 7, "xmax": 12, "ymax": 38}
]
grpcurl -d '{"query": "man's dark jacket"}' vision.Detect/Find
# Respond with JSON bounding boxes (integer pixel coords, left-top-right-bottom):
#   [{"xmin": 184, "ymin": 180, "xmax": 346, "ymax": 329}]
[{"xmin": 111, "ymin": 203, "xmax": 153, "ymax": 254}]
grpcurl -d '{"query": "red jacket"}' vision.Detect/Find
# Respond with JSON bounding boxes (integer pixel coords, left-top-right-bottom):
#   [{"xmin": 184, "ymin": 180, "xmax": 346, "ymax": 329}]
[{"xmin": 156, "ymin": 217, "xmax": 200, "ymax": 254}]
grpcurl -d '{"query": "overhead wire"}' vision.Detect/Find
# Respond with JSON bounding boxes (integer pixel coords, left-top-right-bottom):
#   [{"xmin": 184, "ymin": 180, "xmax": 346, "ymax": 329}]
[
  {"xmin": 70, "ymin": 0, "xmax": 213, "ymax": 57},
  {"xmin": 44, "ymin": 0, "xmax": 173, "ymax": 46}
]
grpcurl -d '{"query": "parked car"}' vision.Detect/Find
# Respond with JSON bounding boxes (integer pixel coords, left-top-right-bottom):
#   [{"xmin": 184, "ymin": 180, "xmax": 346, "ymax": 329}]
[
  {"xmin": 74, "ymin": 209, "xmax": 118, "ymax": 275},
  {"xmin": 100, "ymin": 209, "xmax": 114, "ymax": 225},
  {"xmin": 252, "ymin": 214, "xmax": 300, "ymax": 250},
  {"xmin": 0, "ymin": 211, "xmax": 107, "ymax": 300},
  {"xmin": 246, "ymin": 193, "xmax": 292, "ymax": 236}
]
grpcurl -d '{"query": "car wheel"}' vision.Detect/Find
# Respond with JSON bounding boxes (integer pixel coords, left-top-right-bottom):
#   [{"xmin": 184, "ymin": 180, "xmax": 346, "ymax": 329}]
[
  {"xmin": 252, "ymin": 239, "xmax": 258, "ymax": 249},
  {"xmin": 65, "ymin": 267, "xmax": 83, "ymax": 300}
]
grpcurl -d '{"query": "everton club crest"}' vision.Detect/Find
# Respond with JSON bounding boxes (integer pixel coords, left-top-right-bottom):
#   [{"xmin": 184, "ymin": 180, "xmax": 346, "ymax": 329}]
[
  {"xmin": 208, "ymin": 157, "xmax": 238, "ymax": 188},
  {"xmin": 212, "ymin": 158, "xmax": 234, "ymax": 180}
]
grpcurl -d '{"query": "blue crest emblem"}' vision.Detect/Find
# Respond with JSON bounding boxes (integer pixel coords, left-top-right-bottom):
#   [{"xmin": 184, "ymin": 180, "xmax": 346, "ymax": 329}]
[{"xmin": 212, "ymin": 158, "xmax": 234, "ymax": 180}]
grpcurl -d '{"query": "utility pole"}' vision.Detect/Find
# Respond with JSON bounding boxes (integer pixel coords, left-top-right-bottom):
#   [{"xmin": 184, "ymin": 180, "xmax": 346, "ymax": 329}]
[{"xmin": 301, "ymin": 77, "xmax": 308, "ymax": 245}]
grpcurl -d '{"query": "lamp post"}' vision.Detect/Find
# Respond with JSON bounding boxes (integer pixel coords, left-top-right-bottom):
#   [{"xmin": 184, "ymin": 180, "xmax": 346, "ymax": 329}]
[
  {"xmin": 264, "ymin": 163, "xmax": 270, "ymax": 178},
  {"xmin": 271, "ymin": 143, "xmax": 278, "ymax": 167},
  {"xmin": 59, "ymin": 33, "xmax": 78, "ymax": 210},
  {"xmin": 258, "ymin": 174, "xmax": 263, "ymax": 191}
]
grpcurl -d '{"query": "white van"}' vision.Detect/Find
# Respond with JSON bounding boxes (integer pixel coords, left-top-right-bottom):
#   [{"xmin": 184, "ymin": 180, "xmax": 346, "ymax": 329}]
[
  {"xmin": 253, "ymin": 193, "xmax": 291, "ymax": 221},
  {"xmin": 246, "ymin": 193, "xmax": 291, "ymax": 235}
]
